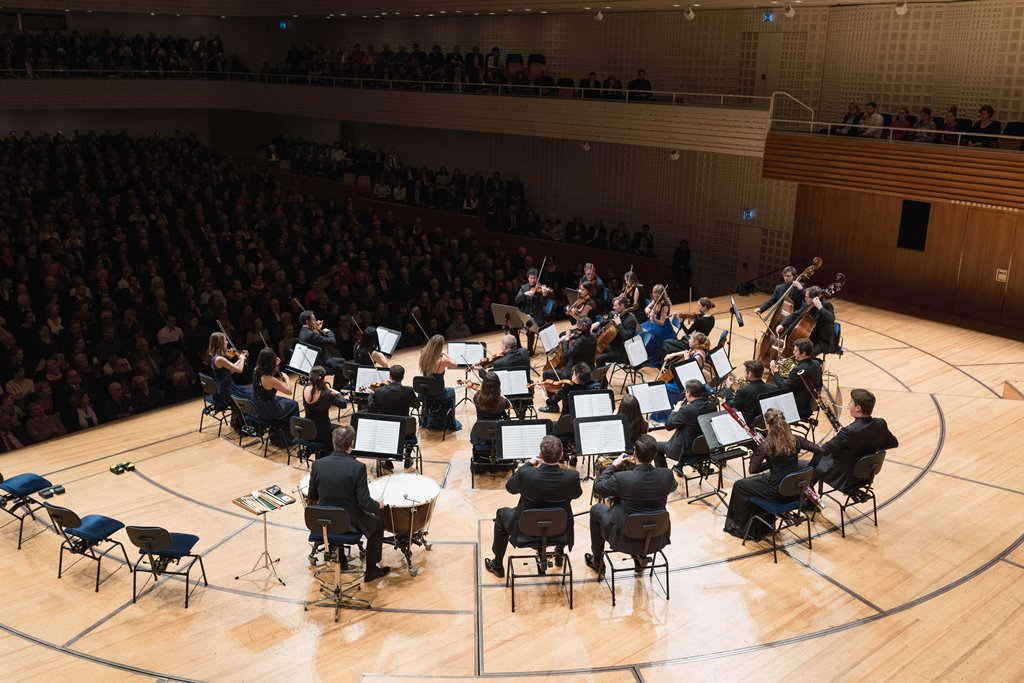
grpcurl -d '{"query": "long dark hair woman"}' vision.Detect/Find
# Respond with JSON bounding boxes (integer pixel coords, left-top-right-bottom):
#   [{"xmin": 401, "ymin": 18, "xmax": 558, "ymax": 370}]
[
  {"xmin": 723, "ymin": 408, "xmax": 822, "ymax": 541},
  {"xmin": 302, "ymin": 365, "xmax": 348, "ymax": 443},
  {"xmin": 251, "ymin": 347, "xmax": 299, "ymax": 442},
  {"xmin": 207, "ymin": 332, "xmax": 251, "ymax": 403},
  {"xmin": 470, "ymin": 371, "xmax": 510, "ymax": 445}
]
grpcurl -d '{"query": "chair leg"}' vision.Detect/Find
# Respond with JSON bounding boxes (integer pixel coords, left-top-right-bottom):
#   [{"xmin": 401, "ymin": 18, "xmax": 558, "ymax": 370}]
[
  {"xmin": 199, "ymin": 409, "xmax": 205, "ymax": 433},
  {"xmin": 57, "ymin": 543, "xmax": 67, "ymax": 579}
]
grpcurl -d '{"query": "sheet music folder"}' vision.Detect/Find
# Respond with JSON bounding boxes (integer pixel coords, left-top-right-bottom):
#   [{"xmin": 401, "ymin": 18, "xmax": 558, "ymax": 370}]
[
  {"xmin": 758, "ymin": 390, "xmax": 802, "ymax": 425},
  {"xmin": 351, "ymin": 413, "xmax": 406, "ymax": 457},
  {"xmin": 449, "ymin": 341, "xmax": 486, "ymax": 367},
  {"xmin": 573, "ymin": 415, "xmax": 631, "ymax": 456},
  {"xmin": 569, "ymin": 390, "xmax": 615, "ymax": 419},
  {"xmin": 496, "ymin": 419, "xmax": 552, "ymax": 461},
  {"xmin": 285, "ymin": 341, "xmax": 319, "ymax": 377}
]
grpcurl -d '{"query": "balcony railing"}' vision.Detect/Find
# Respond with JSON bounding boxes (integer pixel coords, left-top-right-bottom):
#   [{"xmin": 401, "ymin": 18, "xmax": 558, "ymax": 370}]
[{"xmin": 770, "ymin": 118, "xmax": 1024, "ymax": 152}]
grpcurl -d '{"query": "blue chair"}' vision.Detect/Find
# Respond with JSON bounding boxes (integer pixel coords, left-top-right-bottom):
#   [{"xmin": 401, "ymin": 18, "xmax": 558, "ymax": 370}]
[
  {"xmin": 0, "ymin": 472, "xmax": 53, "ymax": 549},
  {"xmin": 506, "ymin": 507, "xmax": 573, "ymax": 613},
  {"xmin": 199, "ymin": 373, "xmax": 231, "ymax": 436},
  {"xmin": 289, "ymin": 416, "xmax": 330, "ymax": 468},
  {"xmin": 232, "ymin": 396, "xmax": 275, "ymax": 458},
  {"xmin": 412, "ymin": 375, "xmax": 453, "ymax": 441},
  {"xmin": 742, "ymin": 467, "xmax": 815, "ymax": 563},
  {"xmin": 304, "ymin": 506, "xmax": 369, "ymax": 620},
  {"xmin": 45, "ymin": 504, "xmax": 131, "ymax": 592},
  {"xmin": 126, "ymin": 526, "xmax": 208, "ymax": 608}
]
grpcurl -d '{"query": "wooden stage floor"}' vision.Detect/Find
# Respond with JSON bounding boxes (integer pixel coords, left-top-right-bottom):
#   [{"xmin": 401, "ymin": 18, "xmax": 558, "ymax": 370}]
[{"xmin": 1, "ymin": 295, "xmax": 1023, "ymax": 682}]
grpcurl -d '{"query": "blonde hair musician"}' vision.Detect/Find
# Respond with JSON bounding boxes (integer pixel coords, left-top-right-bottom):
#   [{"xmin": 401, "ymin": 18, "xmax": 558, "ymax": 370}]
[{"xmin": 417, "ymin": 334, "xmax": 462, "ymax": 432}]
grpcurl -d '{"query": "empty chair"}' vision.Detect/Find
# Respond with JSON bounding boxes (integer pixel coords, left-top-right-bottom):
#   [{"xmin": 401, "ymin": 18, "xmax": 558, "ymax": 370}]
[
  {"xmin": 232, "ymin": 396, "xmax": 277, "ymax": 458},
  {"xmin": 304, "ymin": 505, "xmax": 369, "ymax": 620},
  {"xmin": 0, "ymin": 472, "xmax": 53, "ymax": 549},
  {"xmin": 126, "ymin": 525, "xmax": 208, "ymax": 608},
  {"xmin": 45, "ymin": 504, "xmax": 131, "ymax": 592},
  {"xmin": 199, "ymin": 373, "xmax": 231, "ymax": 436},
  {"xmin": 742, "ymin": 467, "xmax": 815, "ymax": 563},
  {"xmin": 506, "ymin": 508, "xmax": 573, "ymax": 612},
  {"xmin": 820, "ymin": 451, "xmax": 886, "ymax": 537},
  {"xmin": 290, "ymin": 416, "xmax": 331, "ymax": 467},
  {"xmin": 601, "ymin": 511, "xmax": 671, "ymax": 606}
]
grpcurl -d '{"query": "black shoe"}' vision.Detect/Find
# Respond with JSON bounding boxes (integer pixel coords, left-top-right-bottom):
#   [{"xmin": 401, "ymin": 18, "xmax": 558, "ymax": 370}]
[
  {"xmin": 484, "ymin": 558, "xmax": 505, "ymax": 579},
  {"xmin": 633, "ymin": 557, "xmax": 648, "ymax": 575},
  {"xmin": 381, "ymin": 459, "xmax": 394, "ymax": 471},
  {"xmin": 554, "ymin": 554, "xmax": 564, "ymax": 568},
  {"xmin": 538, "ymin": 405, "xmax": 558, "ymax": 413},
  {"xmin": 584, "ymin": 553, "xmax": 604, "ymax": 577},
  {"xmin": 568, "ymin": 456, "xmax": 578, "ymax": 467},
  {"xmin": 671, "ymin": 464, "xmax": 685, "ymax": 477},
  {"xmin": 364, "ymin": 565, "xmax": 391, "ymax": 582},
  {"xmin": 403, "ymin": 457, "xmax": 414, "ymax": 469}
]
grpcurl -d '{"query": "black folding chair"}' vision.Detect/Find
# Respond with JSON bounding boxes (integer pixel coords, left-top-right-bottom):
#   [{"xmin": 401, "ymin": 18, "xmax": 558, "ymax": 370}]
[
  {"xmin": 506, "ymin": 507, "xmax": 573, "ymax": 613},
  {"xmin": 742, "ymin": 467, "xmax": 815, "ymax": 563},
  {"xmin": 126, "ymin": 525, "xmax": 208, "ymax": 607},
  {"xmin": 46, "ymin": 504, "xmax": 131, "ymax": 592},
  {"xmin": 820, "ymin": 451, "xmax": 886, "ymax": 537},
  {"xmin": 602, "ymin": 511, "xmax": 671, "ymax": 606}
]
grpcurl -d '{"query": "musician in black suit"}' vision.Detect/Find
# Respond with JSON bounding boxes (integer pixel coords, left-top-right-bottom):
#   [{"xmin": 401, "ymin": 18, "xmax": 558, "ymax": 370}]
[
  {"xmin": 591, "ymin": 296, "xmax": 639, "ymax": 366},
  {"xmin": 585, "ymin": 435, "xmax": 678, "ymax": 574},
  {"xmin": 756, "ymin": 265, "xmax": 803, "ymax": 315},
  {"xmin": 298, "ymin": 310, "xmax": 345, "ymax": 375},
  {"xmin": 542, "ymin": 317, "xmax": 597, "ymax": 381},
  {"xmin": 777, "ymin": 286, "xmax": 838, "ymax": 358},
  {"xmin": 367, "ymin": 365, "xmax": 420, "ymax": 469},
  {"xmin": 811, "ymin": 388, "xmax": 899, "ymax": 490},
  {"xmin": 720, "ymin": 360, "xmax": 777, "ymax": 427},
  {"xmin": 488, "ymin": 335, "xmax": 531, "ymax": 372},
  {"xmin": 514, "ymin": 268, "xmax": 553, "ymax": 355},
  {"xmin": 539, "ymin": 362, "xmax": 594, "ymax": 416},
  {"xmin": 656, "ymin": 379, "xmax": 717, "ymax": 473},
  {"xmin": 771, "ymin": 338, "xmax": 822, "ymax": 421},
  {"xmin": 307, "ymin": 426, "xmax": 390, "ymax": 582},
  {"xmin": 484, "ymin": 435, "xmax": 583, "ymax": 579}
]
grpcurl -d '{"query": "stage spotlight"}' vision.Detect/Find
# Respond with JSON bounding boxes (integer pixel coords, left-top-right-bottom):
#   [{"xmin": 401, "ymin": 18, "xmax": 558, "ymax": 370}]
[
  {"xmin": 684, "ymin": 7, "xmax": 696, "ymax": 20},
  {"xmin": 895, "ymin": 1, "xmax": 909, "ymax": 16}
]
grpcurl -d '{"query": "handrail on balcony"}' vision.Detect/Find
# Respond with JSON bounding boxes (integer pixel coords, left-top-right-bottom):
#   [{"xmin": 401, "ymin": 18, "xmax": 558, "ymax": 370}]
[{"xmin": 769, "ymin": 117, "xmax": 1024, "ymax": 151}]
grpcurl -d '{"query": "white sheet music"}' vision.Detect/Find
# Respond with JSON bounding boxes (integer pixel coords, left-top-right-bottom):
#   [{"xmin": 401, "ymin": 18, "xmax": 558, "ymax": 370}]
[
  {"xmin": 354, "ymin": 418, "xmax": 402, "ymax": 454},
  {"xmin": 499, "ymin": 423, "xmax": 549, "ymax": 460},
  {"xmin": 376, "ymin": 327, "xmax": 401, "ymax": 356},
  {"xmin": 288, "ymin": 342, "xmax": 318, "ymax": 375},
  {"xmin": 624, "ymin": 335, "xmax": 648, "ymax": 368},
  {"xmin": 578, "ymin": 419, "xmax": 627, "ymax": 456},
  {"xmin": 449, "ymin": 342, "xmax": 485, "ymax": 366},
  {"xmin": 710, "ymin": 413, "xmax": 753, "ymax": 447},
  {"xmin": 494, "ymin": 369, "xmax": 529, "ymax": 396},
  {"xmin": 571, "ymin": 392, "xmax": 614, "ymax": 418},
  {"xmin": 356, "ymin": 367, "xmax": 390, "ymax": 390},
  {"xmin": 538, "ymin": 324, "xmax": 560, "ymax": 354},
  {"xmin": 628, "ymin": 383, "xmax": 671, "ymax": 414},
  {"xmin": 672, "ymin": 360, "xmax": 705, "ymax": 386},
  {"xmin": 709, "ymin": 347, "xmax": 733, "ymax": 379},
  {"xmin": 760, "ymin": 392, "xmax": 802, "ymax": 424}
]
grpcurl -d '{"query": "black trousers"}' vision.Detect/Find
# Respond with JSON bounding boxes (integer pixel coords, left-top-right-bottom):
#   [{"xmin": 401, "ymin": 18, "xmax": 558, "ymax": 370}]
[{"xmin": 589, "ymin": 503, "xmax": 611, "ymax": 561}]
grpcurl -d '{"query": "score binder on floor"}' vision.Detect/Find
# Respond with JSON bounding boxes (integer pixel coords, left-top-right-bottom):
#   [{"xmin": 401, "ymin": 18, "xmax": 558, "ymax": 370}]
[{"xmin": 233, "ymin": 486, "xmax": 296, "ymax": 515}]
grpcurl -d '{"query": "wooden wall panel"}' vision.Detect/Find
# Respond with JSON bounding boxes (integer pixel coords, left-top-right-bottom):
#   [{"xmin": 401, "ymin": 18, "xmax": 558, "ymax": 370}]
[
  {"xmin": 953, "ymin": 210, "xmax": 1017, "ymax": 321},
  {"xmin": 893, "ymin": 202, "xmax": 967, "ymax": 309},
  {"xmin": 1001, "ymin": 216, "xmax": 1024, "ymax": 327}
]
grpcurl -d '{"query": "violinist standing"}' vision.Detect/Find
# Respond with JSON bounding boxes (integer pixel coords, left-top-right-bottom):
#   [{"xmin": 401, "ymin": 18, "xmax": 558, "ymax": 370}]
[
  {"xmin": 542, "ymin": 317, "xmax": 596, "ymax": 381},
  {"xmin": 515, "ymin": 268, "xmax": 553, "ymax": 356}
]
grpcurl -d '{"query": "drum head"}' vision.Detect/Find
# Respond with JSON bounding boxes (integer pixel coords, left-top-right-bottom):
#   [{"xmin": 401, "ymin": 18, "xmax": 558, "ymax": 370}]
[
  {"xmin": 368, "ymin": 473, "xmax": 440, "ymax": 507},
  {"xmin": 298, "ymin": 474, "xmax": 311, "ymax": 496}
]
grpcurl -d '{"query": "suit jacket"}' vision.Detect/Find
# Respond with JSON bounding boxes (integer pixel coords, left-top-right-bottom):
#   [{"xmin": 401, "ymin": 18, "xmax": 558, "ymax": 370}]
[
  {"xmin": 665, "ymin": 397, "xmax": 717, "ymax": 461},
  {"xmin": 368, "ymin": 381, "xmax": 420, "ymax": 416},
  {"xmin": 514, "ymin": 283, "xmax": 549, "ymax": 320},
  {"xmin": 815, "ymin": 416, "xmax": 898, "ymax": 489},
  {"xmin": 500, "ymin": 462, "xmax": 583, "ymax": 548},
  {"xmin": 492, "ymin": 347, "xmax": 530, "ymax": 371},
  {"xmin": 563, "ymin": 332, "xmax": 597, "ymax": 369},
  {"xmin": 722, "ymin": 379, "xmax": 777, "ymax": 426},
  {"xmin": 781, "ymin": 301, "xmax": 837, "ymax": 354},
  {"xmin": 307, "ymin": 451, "xmax": 382, "ymax": 536},
  {"xmin": 776, "ymin": 357, "xmax": 823, "ymax": 420},
  {"xmin": 593, "ymin": 463, "xmax": 678, "ymax": 555},
  {"xmin": 298, "ymin": 326, "xmax": 343, "ymax": 367},
  {"xmin": 759, "ymin": 282, "xmax": 803, "ymax": 313}
]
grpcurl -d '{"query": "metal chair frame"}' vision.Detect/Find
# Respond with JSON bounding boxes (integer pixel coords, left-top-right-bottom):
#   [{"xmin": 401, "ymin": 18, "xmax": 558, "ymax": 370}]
[
  {"xmin": 45, "ymin": 504, "xmax": 131, "ymax": 592},
  {"xmin": 742, "ymin": 467, "xmax": 815, "ymax": 563},
  {"xmin": 304, "ymin": 506, "xmax": 369, "ymax": 621},
  {"xmin": 602, "ymin": 511, "xmax": 671, "ymax": 606},
  {"xmin": 198, "ymin": 373, "xmax": 231, "ymax": 436},
  {"xmin": 126, "ymin": 526, "xmax": 208, "ymax": 608},
  {"xmin": 506, "ymin": 508, "xmax": 573, "ymax": 613},
  {"xmin": 820, "ymin": 451, "xmax": 886, "ymax": 537}
]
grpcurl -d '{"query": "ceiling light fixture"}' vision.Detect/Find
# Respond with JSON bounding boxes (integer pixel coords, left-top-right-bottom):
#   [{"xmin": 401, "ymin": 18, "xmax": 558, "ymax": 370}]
[
  {"xmin": 784, "ymin": 4, "xmax": 795, "ymax": 17},
  {"xmin": 895, "ymin": 1, "xmax": 909, "ymax": 15},
  {"xmin": 684, "ymin": 7, "xmax": 696, "ymax": 20}
]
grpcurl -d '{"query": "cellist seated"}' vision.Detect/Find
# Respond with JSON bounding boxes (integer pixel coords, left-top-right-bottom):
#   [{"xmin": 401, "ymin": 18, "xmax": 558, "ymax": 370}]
[
  {"xmin": 542, "ymin": 317, "xmax": 596, "ymax": 381},
  {"xmin": 776, "ymin": 285, "xmax": 838, "ymax": 359},
  {"xmin": 591, "ymin": 296, "xmax": 639, "ymax": 367}
]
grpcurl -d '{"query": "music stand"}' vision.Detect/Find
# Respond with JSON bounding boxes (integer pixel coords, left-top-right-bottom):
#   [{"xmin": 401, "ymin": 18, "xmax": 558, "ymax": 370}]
[
  {"xmin": 285, "ymin": 341, "xmax": 320, "ymax": 378},
  {"xmin": 709, "ymin": 347, "xmax": 733, "ymax": 387},
  {"xmin": 728, "ymin": 295, "xmax": 744, "ymax": 357},
  {"xmin": 758, "ymin": 390, "xmax": 802, "ymax": 425},
  {"xmin": 491, "ymin": 303, "xmax": 538, "ymax": 336},
  {"xmin": 449, "ymin": 341, "xmax": 487, "ymax": 409},
  {"xmin": 627, "ymin": 381, "xmax": 672, "ymax": 421},
  {"xmin": 351, "ymin": 413, "xmax": 407, "ymax": 465},
  {"xmin": 354, "ymin": 367, "xmax": 390, "ymax": 393},
  {"xmin": 569, "ymin": 389, "xmax": 615, "ymax": 419},
  {"xmin": 232, "ymin": 487, "xmax": 296, "ymax": 587},
  {"xmin": 496, "ymin": 420, "xmax": 553, "ymax": 461},
  {"xmin": 537, "ymin": 322, "xmax": 560, "ymax": 355},
  {"xmin": 376, "ymin": 327, "xmax": 402, "ymax": 357},
  {"xmin": 671, "ymin": 359, "xmax": 706, "ymax": 387},
  {"xmin": 494, "ymin": 369, "xmax": 533, "ymax": 420},
  {"xmin": 696, "ymin": 410, "xmax": 754, "ymax": 505},
  {"xmin": 573, "ymin": 414, "xmax": 631, "ymax": 479}
]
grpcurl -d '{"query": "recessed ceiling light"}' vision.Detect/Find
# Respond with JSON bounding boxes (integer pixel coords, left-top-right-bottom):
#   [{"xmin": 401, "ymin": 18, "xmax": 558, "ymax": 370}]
[
  {"xmin": 540, "ymin": 10, "xmax": 547, "ymax": 13},
  {"xmin": 673, "ymin": 3, "xmax": 680, "ymax": 6},
  {"xmin": 525, "ymin": 7, "xmax": 532, "ymax": 10},
  {"xmin": 584, "ymin": 6, "xmax": 592, "ymax": 9},
  {"xmin": 292, "ymin": 14, "xmax": 298, "ymax": 18},
  {"xmin": 440, "ymin": 10, "xmax": 446, "ymax": 13},
  {"xmin": 428, "ymin": 13, "xmax": 434, "ymax": 16},
  {"xmin": 456, "ymin": 9, "xmax": 462, "ymax": 12},
  {"xmin": 414, "ymin": 13, "xmax": 420, "ymax": 17},
  {"xmin": 149, "ymin": 12, "xmax": 155, "ymax": 15},
  {"xmin": 381, "ymin": 11, "xmax": 388, "ymax": 15}
]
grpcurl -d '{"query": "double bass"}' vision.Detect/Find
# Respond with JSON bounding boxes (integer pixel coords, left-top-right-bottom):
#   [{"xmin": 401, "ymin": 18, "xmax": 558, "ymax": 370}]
[
  {"xmin": 777, "ymin": 273, "xmax": 846, "ymax": 358},
  {"xmin": 754, "ymin": 257, "xmax": 822, "ymax": 369}
]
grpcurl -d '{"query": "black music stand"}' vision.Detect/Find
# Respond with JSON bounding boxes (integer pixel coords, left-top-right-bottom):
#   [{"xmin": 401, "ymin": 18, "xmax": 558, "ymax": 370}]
[
  {"xmin": 574, "ymin": 414, "xmax": 631, "ymax": 483},
  {"xmin": 626, "ymin": 381, "xmax": 672, "ymax": 429},
  {"xmin": 351, "ymin": 413, "xmax": 408, "ymax": 474},
  {"xmin": 728, "ymin": 295, "xmax": 744, "ymax": 358},
  {"xmin": 450, "ymin": 341, "xmax": 487, "ymax": 409},
  {"xmin": 693, "ymin": 411, "xmax": 753, "ymax": 507},
  {"xmin": 491, "ymin": 303, "xmax": 537, "ymax": 336}
]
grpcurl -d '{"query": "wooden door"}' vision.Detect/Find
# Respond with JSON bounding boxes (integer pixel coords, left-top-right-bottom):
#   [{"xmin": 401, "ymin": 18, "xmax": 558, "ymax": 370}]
[{"xmin": 953, "ymin": 209, "xmax": 1017, "ymax": 321}]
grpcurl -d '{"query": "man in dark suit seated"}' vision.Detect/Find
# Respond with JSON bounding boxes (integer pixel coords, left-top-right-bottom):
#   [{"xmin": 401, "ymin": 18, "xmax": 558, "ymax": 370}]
[
  {"xmin": 585, "ymin": 434, "xmax": 678, "ymax": 575},
  {"xmin": 719, "ymin": 359, "xmax": 777, "ymax": 427},
  {"xmin": 307, "ymin": 425, "xmax": 390, "ymax": 582},
  {"xmin": 539, "ymin": 362, "xmax": 595, "ymax": 416},
  {"xmin": 771, "ymin": 338, "xmax": 823, "ymax": 421},
  {"xmin": 367, "ymin": 365, "xmax": 420, "ymax": 469},
  {"xmin": 542, "ymin": 317, "xmax": 597, "ymax": 382},
  {"xmin": 483, "ymin": 435, "xmax": 583, "ymax": 579},
  {"xmin": 298, "ymin": 310, "xmax": 346, "ymax": 376},
  {"xmin": 777, "ymin": 285, "xmax": 838, "ymax": 358},
  {"xmin": 656, "ymin": 379, "xmax": 717, "ymax": 474},
  {"xmin": 483, "ymin": 334, "xmax": 530, "ymax": 372},
  {"xmin": 755, "ymin": 265, "xmax": 803, "ymax": 317},
  {"xmin": 811, "ymin": 388, "xmax": 899, "ymax": 490},
  {"xmin": 591, "ymin": 296, "xmax": 639, "ymax": 367}
]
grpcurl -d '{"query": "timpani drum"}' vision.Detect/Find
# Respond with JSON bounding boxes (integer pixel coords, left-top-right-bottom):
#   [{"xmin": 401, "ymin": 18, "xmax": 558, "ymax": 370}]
[
  {"xmin": 368, "ymin": 473, "xmax": 441, "ymax": 575},
  {"xmin": 297, "ymin": 475, "xmax": 311, "ymax": 505}
]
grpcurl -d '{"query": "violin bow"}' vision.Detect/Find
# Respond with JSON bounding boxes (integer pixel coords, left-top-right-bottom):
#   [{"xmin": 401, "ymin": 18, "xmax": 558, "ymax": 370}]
[{"xmin": 216, "ymin": 319, "xmax": 240, "ymax": 355}]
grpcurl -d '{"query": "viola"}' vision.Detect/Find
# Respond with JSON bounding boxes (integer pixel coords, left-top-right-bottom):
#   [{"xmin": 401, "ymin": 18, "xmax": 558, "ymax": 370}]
[
  {"xmin": 456, "ymin": 379, "xmax": 481, "ymax": 392},
  {"xmin": 528, "ymin": 378, "xmax": 573, "ymax": 394},
  {"xmin": 357, "ymin": 380, "xmax": 389, "ymax": 392},
  {"xmin": 477, "ymin": 349, "xmax": 507, "ymax": 368}
]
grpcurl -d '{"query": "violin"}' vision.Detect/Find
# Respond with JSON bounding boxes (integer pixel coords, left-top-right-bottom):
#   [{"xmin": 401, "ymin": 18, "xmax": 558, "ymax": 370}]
[
  {"xmin": 477, "ymin": 349, "xmax": 507, "ymax": 368},
  {"xmin": 456, "ymin": 379, "xmax": 481, "ymax": 392},
  {"xmin": 529, "ymin": 378, "xmax": 573, "ymax": 394},
  {"xmin": 292, "ymin": 297, "xmax": 324, "ymax": 334},
  {"xmin": 357, "ymin": 380, "xmax": 389, "ymax": 392}
]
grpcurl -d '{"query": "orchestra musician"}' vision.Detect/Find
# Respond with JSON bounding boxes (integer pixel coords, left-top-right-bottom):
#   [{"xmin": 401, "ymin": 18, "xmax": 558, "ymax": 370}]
[
  {"xmin": 567, "ymin": 281, "xmax": 599, "ymax": 322},
  {"xmin": 207, "ymin": 332, "xmax": 251, "ymax": 408},
  {"xmin": 538, "ymin": 362, "xmax": 595, "ymax": 416},
  {"xmin": 417, "ymin": 334, "xmax": 462, "ymax": 432},
  {"xmin": 656, "ymin": 379, "xmax": 716, "ymax": 474},
  {"xmin": 651, "ymin": 331, "xmax": 711, "ymax": 423},
  {"xmin": 617, "ymin": 394, "xmax": 649, "ymax": 444},
  {"xmin": 307, "ymin": 425, "xmax": 390, "ymax": 582},
  {"xmin": 367, "ymin": 365, "xmax": 420, "ymax": 470},
  {"xmin": 810, "ymin": 388, "xmax": 899, "ymax": 489},
  {"xmin": 776, "ymin": 285, "xmax": 839, "ymax": 358},
  {"xmin": 661, "ymin": 297, "xmax": 715, "ymax": 361},
  {"xmin": 482, "ymin": 335, "xmax": 531, "ymax": 372},
  {"xmin": 302, "ymin": 365, "xmax": 348, "ymax": 443},
  {"xmin": 483, "ymin": 435, "xmax": 583, "ymax": 579},
  {"xmin": 542, "ymin": 317, "xmax": 596, "ymax": 382},
  {"xmin": 514, "ymin": 268, "xmax": 553, "ymax": 356},
  {"xmin": 619, "ymin": 270, "xmax": 643, "ymax": 315},
  {"xmin": 580, "ymin": 262, "xmax": 606, "ymax": 305},
  {"xmin": 640, "ymin": 284, "xmax": 673, "ymax": 365},
  {"xmin": 719, "ymin": 360, "xmax": 776, "ymax": 427},
  {"xmin": 771, "ymin": 338, "xmax": 822, "ymax": 421},
  {"xmin": 722, "ymin": 408, "xmax": 823, "ymax": 541},
  {"xmin": 756, "ymin": 265, "xmax": 804, "ymax": 315},
  {"xmin": 298, "ymin": 310, "xmax": 346, "ymax": 376},
  {"xmin": 585, "ymin": 434, "xmax": 678, "ymax": 576},
  {"xmin": 353, "ymin": 325, "xmax": 390, "ymax": 369},
  {"xmin": 252, "ymin": 347, "xmax": 299, "ymax": 445},
  {"xmin": 470, "ymin": 371, "xmax": 511, "ymax": 445},
  {"xmin": 592, "ymin": 296, "xmax": 639, "ymax": 366}
]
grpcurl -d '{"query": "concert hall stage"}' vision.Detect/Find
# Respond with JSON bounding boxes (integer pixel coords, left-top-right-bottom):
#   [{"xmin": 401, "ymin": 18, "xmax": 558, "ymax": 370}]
[{"xmin": 1, "ymin": 295, "xmax": 1022, "ymax": 682}]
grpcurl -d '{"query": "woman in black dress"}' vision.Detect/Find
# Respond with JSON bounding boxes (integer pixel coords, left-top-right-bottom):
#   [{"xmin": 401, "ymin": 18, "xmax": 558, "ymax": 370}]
[
  {"xmin": 252, "ymin": 347, "xmax": 299, "ymax": 432},
  {"xmin": 723, "ymin": 408, "xmax": 822, "ymax": 541},
  {"xmin": 301, "ymin": 365, "xmax": 348, "ymax": 443},
  {"xmin": 470, "ymin": 371, "xmax": 510, "ymax": 445}
]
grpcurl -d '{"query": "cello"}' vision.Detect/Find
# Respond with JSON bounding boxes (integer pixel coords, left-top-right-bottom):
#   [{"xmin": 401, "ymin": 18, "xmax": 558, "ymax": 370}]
[
  {"xmin": 754, "ymin": 257, "xmax": 822, "ymax": 369},
  {"xmin": 777, "ymin": 273, "xmax": 845, "ymax": 358}
]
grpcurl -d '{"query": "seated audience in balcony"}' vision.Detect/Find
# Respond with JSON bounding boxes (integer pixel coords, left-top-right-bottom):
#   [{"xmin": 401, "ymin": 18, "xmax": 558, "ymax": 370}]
[
  {"xmin": 536, "ymin": 68, "xmax": 557, "ymax": 96},
  {"xmin": 627, "ymin": 69, "xmax": 653, "ymax": 101},
  {"xmin": 580, "ymin": 71, "xmax": 601, "ymax": 98},
  {"xmin": 466, "ymin": 46, "xmax": 485, "ymax": 82},
  {"xmin": 831, "ymin": 102, "xmax": 862, "ymax": 135},
  {"xmin": 889, "ymin": 107, "xmax": 912, "ymax": 140},
  {"xmin": 969, "ymin": 104, "xmax": 1001, "ymax": 148},
  {"xmin": 566, "ymin": 216, "xmax": 588, "ymax": 244},
  {"xmin": 631, "ymin": 224, "xmax": 656, "ymax": 257},
  {"xmin": 912, "ymin": 107, "xmax": 937, "ymax": 142},
  {"xmin": 860, "ymin": 101, "xmax": 885, "ymax": 138},
  {"xmin": 602, "ymin": 75, "xmax": 624, "ymax": 99},
  {"xmin": 939, "ymin": 108, "xmax": 964, "ymax": 144}
]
